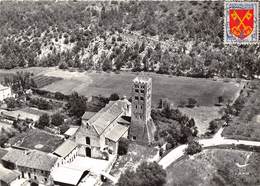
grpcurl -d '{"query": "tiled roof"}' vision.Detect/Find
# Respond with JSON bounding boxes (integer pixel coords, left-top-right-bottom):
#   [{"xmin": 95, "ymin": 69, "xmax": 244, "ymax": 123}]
[
  {"xmin": 0, "ymin": 148, "xmax": 8, "ymax": 159},
  {"xmin": 64, "ymin": 127, "xmax": 79, "ymax": 137},
  {"xmin": 86, "ymin": 100, "xmax": 130, "ymax": 135},
  {"xmin": 105, "ymin": 124, "xmax": 129, "ymax": 142},
  {"xmin": 0, "ymin": 165, "xmax": 20, "ymax": 184},
  {"xmin": 1, "ymin": 148, "xmax": 58, "ymax": 171},
  {"xmin": 82, "ymin": 111, "xmax": 96, "ymax": 121},
  {"xmin": 53, "ymin": 140, "xmax": 77, "ymax": 158}
]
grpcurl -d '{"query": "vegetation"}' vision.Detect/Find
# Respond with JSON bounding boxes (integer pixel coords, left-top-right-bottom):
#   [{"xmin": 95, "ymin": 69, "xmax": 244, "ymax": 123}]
[
  {"xmin": 0, "ymin": 2, "xmax": 259, "ymax": 79},
  {"xmin": 51, "ymin": 113, "xmax": 64, "ymax": 126},
  {"xmin": 118, "ymin": 138, "xmax": 129, "ymax": 155},
  {"xmin": 185, "ymin": 141, "xmax": 202, "ymax": 155},
  {"xmin": 152, "ymin": 106, "xmax": 198, "ymax": 150},
  {"xmin": 118, "ymin": 161, "xmax": 166, "ymax": 186},
  {"xmin": 36, "ymin": 113, "xmax": 50, "ymax": 129},
  {"xmin": 165, "ymin": 149, "xmax": 260, "ymax": 186},
  {"xmin": 67, "ymin": 92, "xmax": 86, "ymax": 118},
  {"xmin": 109, "ymin": 93, "xmax": 120, "ymax": 101}
]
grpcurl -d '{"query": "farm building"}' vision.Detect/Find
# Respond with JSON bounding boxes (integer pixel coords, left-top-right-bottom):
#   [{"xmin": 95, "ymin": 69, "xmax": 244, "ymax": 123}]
[{"xmin": 0, "ymin": 84, "xmax": 13, "ymax": 101}]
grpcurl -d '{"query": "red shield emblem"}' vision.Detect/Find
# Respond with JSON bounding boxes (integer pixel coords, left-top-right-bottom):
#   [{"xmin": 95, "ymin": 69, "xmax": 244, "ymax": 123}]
[{"xmin": 229, "ymin": 9, "xmax": 254, "ymax": 39}]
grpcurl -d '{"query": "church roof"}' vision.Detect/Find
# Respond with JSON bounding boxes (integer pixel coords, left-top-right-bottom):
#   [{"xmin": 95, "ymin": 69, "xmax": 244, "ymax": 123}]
[
  {"xmin": 105, "ymin": 124, "xmax": 129, "ymax": 142},
  {"xmin": 86, "ymin": 99, "xmax": 130, "ymax": 135}
]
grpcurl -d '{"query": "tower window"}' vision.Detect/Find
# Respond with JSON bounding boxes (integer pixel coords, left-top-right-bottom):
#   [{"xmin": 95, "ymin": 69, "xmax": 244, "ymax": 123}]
[
  {"xmin": 140, "ymin": 97, "xmax": 144, "ymax": 101},
  {"xmin": 135, "ymin": 96, "xmax": 138, "ymax": 100},
  {"xmin": 141, "ymin": 106, "xmax": 143, "ymax": 110},
  {"xmin": 132, "ymin": 136, "xmax": 136, "ymax": 140},
  {"xmin": 141, "ymin": 90, "xmax": 144, "ymax": 93},
  {"xmin": 135, "ymin": 105, "xmax": 137, "ymax": 109},
  {"xmin": 135, "ymin": 89, "xmax": 139, "ymax": 93}
]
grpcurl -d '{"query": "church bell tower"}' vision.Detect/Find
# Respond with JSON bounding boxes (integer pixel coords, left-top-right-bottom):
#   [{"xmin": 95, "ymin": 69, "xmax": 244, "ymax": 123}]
[{"xmin": 129, "ymin": 76, "xmax": 155, "ymax": 144}]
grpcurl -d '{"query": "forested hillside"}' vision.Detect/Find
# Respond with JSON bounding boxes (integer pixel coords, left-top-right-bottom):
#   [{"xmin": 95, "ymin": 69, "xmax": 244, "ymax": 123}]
[{"xmin": 0, "ymin": 1, "xmax": 259, "ymax": 78}]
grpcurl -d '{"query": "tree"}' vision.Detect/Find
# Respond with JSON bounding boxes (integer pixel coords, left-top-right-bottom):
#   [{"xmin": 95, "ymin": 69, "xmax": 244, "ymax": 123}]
[
  {"xmin": 118, "ymin": 138, "xmax": 129, "ymax": 155},
  {"xmin": 51, "ymin": 113, "xmax": 64, "ymax": 126},
  {"xmin": 37, "ymin": 114, "xmax": 50, "ymax": 129},
  {"xmin": 67, "ymin": 92, "xmax": 86, "ymax": 118},
  {"xmin": 118, "ymin": 162, "xmax": 166, "ymax": 186},
  {"xmin": 102, "ymin": 57, "xmax": 112, "ymax": 71},
  {"xmin": 4, "ymin": 97, "xmax": 17, "ymax": 109},
  {"xmin": 208, "ymin": 120, "xmax": 219, "ymax": 134},
  {"xmin": 109, "ymin": 93, "xmax": 120, "ymax": 101},
  {"xmin": 185, "ymin": 141, "xmax": 202, "ymax": 155}
]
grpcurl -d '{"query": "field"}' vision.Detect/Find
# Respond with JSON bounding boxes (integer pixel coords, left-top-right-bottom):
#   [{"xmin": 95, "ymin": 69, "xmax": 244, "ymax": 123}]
[
  {"xmin": 166, "ymin": 149, "xmax": 260, "ymax": 186},
  {"xmin": 223, "ymin": 80, "xmax": 260, "ymax": 141},
  {"xmin": 33, "ymin": 68, "xmax": 242, "ymax": 107}
]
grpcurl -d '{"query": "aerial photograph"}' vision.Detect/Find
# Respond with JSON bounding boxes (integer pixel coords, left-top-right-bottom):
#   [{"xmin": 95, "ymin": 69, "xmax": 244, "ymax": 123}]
[{"xmin": 0, "ymin": 0, "xmax": 259, "ymax": 186}]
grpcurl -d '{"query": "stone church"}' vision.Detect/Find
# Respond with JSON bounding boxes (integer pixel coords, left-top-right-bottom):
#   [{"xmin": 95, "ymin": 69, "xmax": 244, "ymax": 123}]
[{"xmin": 74, "ymin": 76, "xmax": 156, "ymax": 159}]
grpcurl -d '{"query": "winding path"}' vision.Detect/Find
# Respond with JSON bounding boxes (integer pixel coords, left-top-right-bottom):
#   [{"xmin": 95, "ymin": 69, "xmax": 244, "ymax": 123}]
[{"xmin": 159, "ymin": 127, "xmax": 260, "ymax": 169}]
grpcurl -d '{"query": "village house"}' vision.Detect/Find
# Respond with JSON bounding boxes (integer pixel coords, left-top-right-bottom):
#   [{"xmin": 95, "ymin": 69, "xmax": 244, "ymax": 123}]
[{"xmin": 1, "ymin": 147, "xmax": 58, "ymax": 185}]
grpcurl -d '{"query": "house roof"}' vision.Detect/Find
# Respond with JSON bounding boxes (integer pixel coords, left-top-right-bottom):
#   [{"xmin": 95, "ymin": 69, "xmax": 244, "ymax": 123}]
[
  {"xmin": 0, "ymin": 148, "xmax": 8, "ymax": 159},
  {"xmin": 0, "ymin": 165, "xmax": 20, "ymax": 184},
  {"xmin": 82, "ymin": 111, "xmax": 96, "ymax": 121},
  {"xmin": 86, "ymin": 99, "xmax": 130, "ymax": 135},
  {"xmin": 64, "ymin": 127, "xmax": 79, "ymax": 137},
  {"xmin": 51, "ymin": 166, "xmax": 85, "ymax": 186},
  {"xmin": 105, "ymin": 124, "xmax": 129, "ymax": 142},
  {"xmin": 1, "ymin": 148, "xmax": 58, "ymax": 171},
  {"xmin": 53, "ymin": 140, "xmax": 77, "ymax": 158}
]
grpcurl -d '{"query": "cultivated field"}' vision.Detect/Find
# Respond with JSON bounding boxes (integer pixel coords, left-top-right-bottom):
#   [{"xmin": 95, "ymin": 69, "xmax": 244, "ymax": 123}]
[
  {"xmin": 36, "ymin": 68, "xmax": 241, "ymax": 107},
  {"xmin": 166, "ymin": 149, "xmax": 260, "ymax": 186}
]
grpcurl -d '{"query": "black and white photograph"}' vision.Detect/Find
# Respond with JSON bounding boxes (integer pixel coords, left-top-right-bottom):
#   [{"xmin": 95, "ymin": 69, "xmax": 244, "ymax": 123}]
[{"xmin": 0, "ymin": 0, "xmax": 259, "ymax": 186}]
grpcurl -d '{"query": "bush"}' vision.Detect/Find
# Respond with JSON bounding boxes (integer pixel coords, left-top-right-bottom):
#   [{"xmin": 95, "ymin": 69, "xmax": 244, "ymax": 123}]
[{"xmin": 185, "ymin": 141, "xmax": 202, "ymax": 155}]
